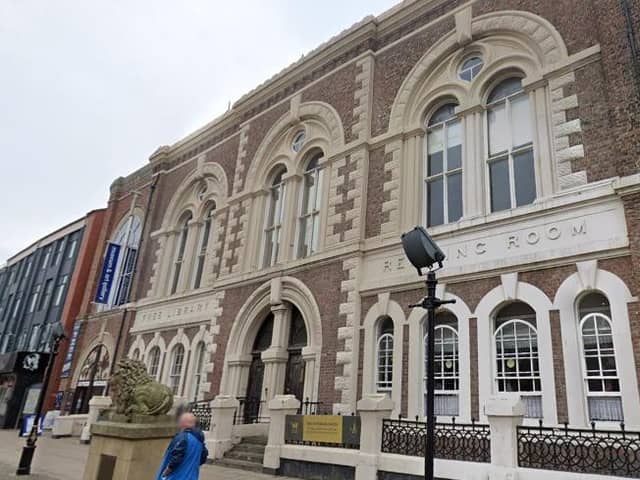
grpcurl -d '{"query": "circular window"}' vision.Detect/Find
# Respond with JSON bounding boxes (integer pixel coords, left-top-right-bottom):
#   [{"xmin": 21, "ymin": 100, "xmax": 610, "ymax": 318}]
[
  {"xmin": 292, "ymin": 130, "xmax": 306, "ymax": 153},
  {"xmin": 459, "ymin": 57, "xmax": 484, "ymax": 82}
]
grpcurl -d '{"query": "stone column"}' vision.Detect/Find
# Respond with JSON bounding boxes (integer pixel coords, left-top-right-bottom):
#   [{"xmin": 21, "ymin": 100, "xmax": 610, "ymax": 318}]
[
  {"xmin": 207, "ymin": 395, "xmax": 240, "ymax": 460},
  {"xmin": 301, "ymin": 346, "xmax": 318, "ymax": 402},
  {"xmin": 485, "ymin": 395, "xmax": 525, "ymax": 480},
  {"xmin": 355, "ymin": 394, "xmax": 394, "ymax": 480},
  {"xmin": 261, "ymin": 303, "xmax": 291, "ymax": 409},
  {"xmin": 263, "ymin": 395, "xmax": 300, "ymax": 474},
  {"xmin": 221, "ymin": 354, "xmax": 252, "ymax": 397},
  {"xmin": 80, "ymin": 396, "xmax": 112, "ymax": 444}
]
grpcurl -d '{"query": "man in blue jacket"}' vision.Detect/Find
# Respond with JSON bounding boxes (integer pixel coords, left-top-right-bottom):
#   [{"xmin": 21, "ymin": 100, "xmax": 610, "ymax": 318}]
[{"xmin": 157, "ymin": 412, "xmax": 209, "ymax": 480}]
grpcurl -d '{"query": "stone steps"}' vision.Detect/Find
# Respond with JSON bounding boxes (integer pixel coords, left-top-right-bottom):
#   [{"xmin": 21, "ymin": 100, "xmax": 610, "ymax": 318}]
[{"xmin": 212, "ymin": 436, "xmax": 267, "ymax": 473}]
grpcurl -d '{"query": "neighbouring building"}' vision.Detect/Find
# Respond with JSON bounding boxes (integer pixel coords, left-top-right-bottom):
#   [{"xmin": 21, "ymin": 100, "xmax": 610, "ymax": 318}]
[
  {"xmin": 66, "ymin": 0, "xmax": 640, "ymax": 450},
  {"xmin": 0, "ymin": 209, "xmax": 105, "ymax": 428}
]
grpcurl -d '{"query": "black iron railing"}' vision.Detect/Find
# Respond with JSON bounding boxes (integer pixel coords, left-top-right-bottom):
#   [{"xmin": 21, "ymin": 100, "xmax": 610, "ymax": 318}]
[
  {"xmin": 518, "ymin": 421, "xmax": 640, "ymax": 478},
  {"xmin": 234, "ymin": 397, "xmax": 268, "ymax": 425},
  {"xmin": 381, "ymin": 416, "xmax": 491, "ymax": 463},
  {"xmin": 297, "ymin": 398, "xmax": 332, "ymax": 415},
  {"xmin": 187, "ymin": 401, "xmax": 212, "ymax": 431}
]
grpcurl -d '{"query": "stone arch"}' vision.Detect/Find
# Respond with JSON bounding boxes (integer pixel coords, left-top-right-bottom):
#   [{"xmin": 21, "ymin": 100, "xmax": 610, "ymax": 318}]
[
  {"xmin": 184, "ymin": 325, "xmax": 210, "ymax": 402},
  {"xmin": 244, "ymin": 101, "xmax": 345, "ymax": 193},
  {"xmin": 474, "ymin": 277, "xmax": 557, "ymax": 424},
  {"xmin": 70, "ymin": 333, "xmax": 115, "ymax": 389},
  {"xmin": 220, "ymin": 276, "xmax": 323, "ymax": 404},
  {"xmin": 163, "ymin": 329, "xmax": 192, "ymax": 397},
  {"xmin": 389, "ymin": 10, "xmax": 569, "ymax": 132},
  {"xmin": 162, "ymin": 161, "xmax": 229, "ymax": 230},
  {"xmin": 127, "ymin": 335, "xmax": 146, "ymax": 361},
  {"xmin": 144, "ymin": 332, "xmax": 168, "ymax": 380},
  {"xmin": 407, "ymin": 290, "xmax": 472, "ymax": 421},
  {"xmin": 554, "ymin": 263, "xmax": 640, "ymax": 428},
  {"xmin": 362, "ymin": 295, "xmax": 406, "ymax": 415}
]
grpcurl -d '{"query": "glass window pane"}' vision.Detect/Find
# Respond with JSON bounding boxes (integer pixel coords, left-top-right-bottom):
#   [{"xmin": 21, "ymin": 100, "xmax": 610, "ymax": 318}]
[
  {"xmin": 514, "ymin": 149, "xmax": 536, "ymax": 207},
  {"xmin": 489, "ymin": 158, "xmax": 511, "ymax": 212},
  {"xmin": 427, "ymin": 129, "xmax": 444, "ymax": 176},
  {"xmin": 447, "ymin": 173, "xmax": 462, "ymax": 222},
  {"xmin": 488, "ymin": 78, "xmax": 523, "ymax": 103},
  {"xmin": 427, "ymin": 179, "xmax": 444, "ymax": 227},
  {"xmin": 488, "ymin": 104, "xmax": 508, "ymax": 155},
  {"xmin": 447, "ymin": 120, "xmax": 462, "ymax": 170},
  {"xmin": 511, "ymin": 95, "xmax": 532, "ymax": 148}
]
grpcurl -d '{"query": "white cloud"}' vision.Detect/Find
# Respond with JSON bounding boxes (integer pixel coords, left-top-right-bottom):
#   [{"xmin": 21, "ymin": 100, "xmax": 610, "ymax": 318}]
[{"xmin": 0, "ymin": 0, "xmax": 398, "ymax": 263}]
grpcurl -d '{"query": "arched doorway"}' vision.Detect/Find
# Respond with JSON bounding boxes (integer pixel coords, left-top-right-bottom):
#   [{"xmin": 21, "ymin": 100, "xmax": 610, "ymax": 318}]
[
  {"xmin": 244, "ymin": 313, "xmax": 273, "ymax": 422},
  {"xmin": 71, "ymin": 344, "xmax": 110, "ymax": 414},
  {"xmin": 283, "ymin": 306, "xmax": 307, "ymax": 400}
]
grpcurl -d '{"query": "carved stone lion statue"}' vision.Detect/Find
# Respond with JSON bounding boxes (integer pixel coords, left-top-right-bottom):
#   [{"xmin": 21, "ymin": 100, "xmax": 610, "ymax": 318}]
[{"xmin": 109, "ymin": 358, "xmax": 173, "ymax": 416}]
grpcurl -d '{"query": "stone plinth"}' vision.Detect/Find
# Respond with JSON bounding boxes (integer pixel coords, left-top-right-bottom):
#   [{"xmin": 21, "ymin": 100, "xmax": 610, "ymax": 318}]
[{"xmin": 82, "ymin": 416, "xmax": 177, "ymax": 480}]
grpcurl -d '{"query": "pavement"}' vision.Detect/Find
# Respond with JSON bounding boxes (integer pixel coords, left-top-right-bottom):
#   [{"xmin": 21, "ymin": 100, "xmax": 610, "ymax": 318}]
[{"xmin": 0, "ymin": 430, "xmax": 290, "ymax": 480}]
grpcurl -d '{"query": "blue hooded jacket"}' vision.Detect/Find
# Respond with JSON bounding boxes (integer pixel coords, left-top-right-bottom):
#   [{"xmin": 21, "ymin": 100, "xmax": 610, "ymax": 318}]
[{"xmin": 157, "ymin": 428, "xmax": 208, "ymax": 480}]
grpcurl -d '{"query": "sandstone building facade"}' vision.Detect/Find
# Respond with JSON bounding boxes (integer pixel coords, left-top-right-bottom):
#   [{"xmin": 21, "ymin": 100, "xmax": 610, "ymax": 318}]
[{"xmin": 66, "ymin": 0, "xmax": 640, "ymax": 431}]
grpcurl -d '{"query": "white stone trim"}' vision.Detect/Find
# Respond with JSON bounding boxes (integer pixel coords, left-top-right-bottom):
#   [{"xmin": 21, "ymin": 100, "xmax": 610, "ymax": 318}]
[
  {"xmin": 352, "ymin": 55, "xmax": 373, "ymax": 141},
  {"xmin": 127, "ymin": 335, "xmax": 146, "ymax": 361},
  {"xmin": 163, "ymin": 328, "xmax": 192, "ymax": 397},
  {"xmin": 475, "ymin": 278, "xmax": 558, "ymax": 424},
  {"xmin": 407, "ymin": 290, "xmax": 472, "ymax": 422},
  {"xmin": 144, "ymin": 332, "xmax": 168, "ymax": 381},
  {"xmin": 554, "ymin": 263, "xmax": 640, "ymax": 428},
  {"xmin": 362, "ymin": 293, "xmax": 405, "ymax": 417}
]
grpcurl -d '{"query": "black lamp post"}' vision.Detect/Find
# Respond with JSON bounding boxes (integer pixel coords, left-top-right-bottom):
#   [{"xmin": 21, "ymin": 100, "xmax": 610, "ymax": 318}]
[
  {"xmin": 16, "ymin": 322, "xmax": 66, "ymax": 476},
  {"xmin": 401, "ymin": 227, "xmax": 455, "ymax": 480}
]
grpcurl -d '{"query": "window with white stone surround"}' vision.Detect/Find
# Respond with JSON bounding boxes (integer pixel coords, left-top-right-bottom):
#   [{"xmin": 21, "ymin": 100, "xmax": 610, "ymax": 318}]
[
  {"xmin": 170, "ymin": 212, "xmax": 192, "ymax": 295},
  {"xmin": 168, "ymin": 344, "xmax": 185, "ymax": 395},
  {"xmin": 191, "ymin": 341, "xmax": 206, "ymax": 401},
  {"xmin": 376, "ymin": 316, "xmax": 394, "ymax": 393},
  {"xmin": 486, "ymin": 77, "xmax": 536, "ymax": 212},
  {"xmin": 263, "ymin": 166, "xmax": 287, "ymax": 268},
  {"xmin": 424, "ymin": 103, "xmax": 463, "ymax": 227},
  {"xmin": 147, "ymin": 346, "xmax": 162, "ymax": 379},
  {"xmin": 493, "ymin": 302, "xmax": 542, "ymax": 418},
  {"xmin": 423, "ymin": 311, "xmax": 459, "ymax": 417},
  {"xmin": 578, "ymin": 292, "xmax": 623, "ymax": 422},
  {"xmin": 297, "ymin": 151, "xmax": 324, "ymax": 258},
  {"xmin": 193, "ymin": 202, "xmax": 216, "ymax": 289}
]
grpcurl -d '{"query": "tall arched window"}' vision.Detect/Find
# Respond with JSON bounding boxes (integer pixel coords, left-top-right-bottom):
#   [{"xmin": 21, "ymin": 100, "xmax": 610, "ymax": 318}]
[
  {"xmin": 424, "ymin": 311, "xmax": 459, "ymax": 417},
  {"xmin": 297, "ymin": 152, "xmax": 324, "ymax": 258},
  {"xmin": 486, "ymin": 77, "xmax": 536, "ymax": 212},
  {"xmin": 494, "ymin": 302, "xmax": 542, "ymax": 418},
  {"xmin": 191, "ymin": 341, "xmax": 206, "ymax": 401},
  {"xmin": 376, "ymin": 316, "xmax": 394, "ymax": 393},
  {"xmin": 425, "ymin": 103, "xmax": 462, "ymax": 226},
  {"xmin": 171, "ymin": 213, "xmax": 192, "ymax": 294},
  {"xmin": 168, "ymin": 344, "xmax": 185, "ymax": 395},
  {"xmin": 147, "ymin": 346, "xmax": 162, "ymax": 379},
  {"xmin": 109, "ymin": 215, "xmax": 142, "ymax": 306},
  {"xmin": 193, "ymin": 202, "xmax": 216, "ymax": 289},
  {"xmin": 131, "ymin": 348, "xmax": 141, "ymax": 361},
  {"xmin": 263, "ymin": 167, "xmax": 286, "ymax": 267},
  {"xmin": 579, "ymin": 293, "xmax": 622, "ymax": 422}
]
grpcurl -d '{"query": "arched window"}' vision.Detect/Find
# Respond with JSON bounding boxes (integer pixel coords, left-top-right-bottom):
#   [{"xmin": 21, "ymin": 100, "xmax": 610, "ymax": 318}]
[
  {"xmin": 131, "ymin": 348, "xmax": 140, "ymax": 361},
  {"xmin": 108, "ymin": 215, "xmax": 142, "ymax": 306},
  {"xmin": 425, "ymin": 103, "xmax": 463, "ymax": 227},
  {"xmin": 486, "ymin": 77, "xmax": 536, "ymax": 212},
  {"xmin": 191, "ymin": 342, "xmax": 206, "ymax": 401},
  {"xmin": 263, "ymin": 167, "xmax": 286, "ymax": 267},
  {"xmin": 494, "ymin": 302, "xmax": 542, "ymax": 418},
  {"xmin": 579, "ymin": 293, "xmax": 622, "ymax": 422},
  {"xmin": 168, "ymin": 344, "xmax": 185, "ymax": 395},
  {"xmin": 297, "ymin": 152, "xmax": 324, "ymax": 258},
  {"xmin": 424, "ymin": 311, "xmax": 459, "ymax": 417},
  {"xmin": 376, "ymin": 316, "xmax": 394, "ymax": 393},
  {"xmin": 193, "ymin": 202, "xmax": 216, "ymax": 289},
  {"xmin": 171, "ymin": 213, "xmax": 192, "ymax": 294},
  {"xmin": 147, "ymin": 346, "xmax": 162, "ymax": 379}
]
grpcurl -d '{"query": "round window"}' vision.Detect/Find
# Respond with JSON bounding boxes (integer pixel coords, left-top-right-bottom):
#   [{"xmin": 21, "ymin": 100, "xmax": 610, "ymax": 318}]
[
  {"xmin": 292, "ymin": 130, "xmax": 306, "ymax": 153},
  {"xmin": 459, "ymin": 56, "xmax": 484, "ymax": 82}
]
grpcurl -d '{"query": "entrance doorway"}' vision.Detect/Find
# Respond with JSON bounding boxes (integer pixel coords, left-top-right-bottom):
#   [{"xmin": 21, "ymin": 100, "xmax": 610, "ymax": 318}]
[
  {"xmin": 284, "ymin": 307, "xmax": 307, "ymax": 401},
  {"xmin": 243, "ymin": 314, "xmax": 273, "ymax": 423}
]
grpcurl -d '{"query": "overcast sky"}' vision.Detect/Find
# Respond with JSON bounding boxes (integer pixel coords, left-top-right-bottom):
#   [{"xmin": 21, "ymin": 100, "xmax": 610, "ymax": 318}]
[{"xmin": 0, "ymin": 0, "xmax": 398, "ymax": 264}]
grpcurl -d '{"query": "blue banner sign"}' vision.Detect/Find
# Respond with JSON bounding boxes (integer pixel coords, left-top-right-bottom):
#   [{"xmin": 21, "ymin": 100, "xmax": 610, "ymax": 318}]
[
  {"xmin": 60, "ymin": 321, "xmax": 81, "ymax": 378},
  {"xmin": 94, "ymin": 242, "xmax": 121, "ymax": 304}
]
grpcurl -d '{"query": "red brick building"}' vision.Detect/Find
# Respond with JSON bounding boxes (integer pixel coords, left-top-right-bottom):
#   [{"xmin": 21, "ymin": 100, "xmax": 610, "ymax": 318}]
[{"xmin": 67, "ymin": 0, "xmax": 640, "ymax": 433}]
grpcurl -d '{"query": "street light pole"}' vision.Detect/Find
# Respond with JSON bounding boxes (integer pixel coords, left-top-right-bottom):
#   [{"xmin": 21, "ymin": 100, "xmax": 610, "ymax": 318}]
[
  {"xmin": 400, "ymin": 226, "xmax": 454, "ymax": 480},
  {"xmin": 16, "ymin": 324, "xmax": 66, "ymax": 476},
  {"xmin": 410, "ymin": 270, "xmax": 455, "ymax": 480}
]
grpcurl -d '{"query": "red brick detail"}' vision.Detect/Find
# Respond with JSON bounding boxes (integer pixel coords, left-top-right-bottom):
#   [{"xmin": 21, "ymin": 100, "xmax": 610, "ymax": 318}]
[
  {"xmin": 469, "ymin": 317, "xmax": 479, "ymax": 420},
  {"xmin": 365, "ymin": 147, "xmax": 386, "ymax": 238},
  {"xmin": 550, "ymin": 310, "xmax": 569, "ymax": 424}
]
